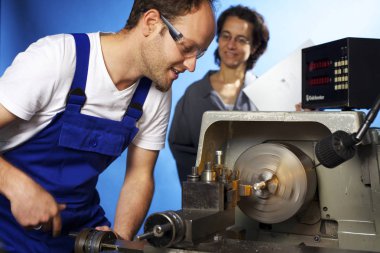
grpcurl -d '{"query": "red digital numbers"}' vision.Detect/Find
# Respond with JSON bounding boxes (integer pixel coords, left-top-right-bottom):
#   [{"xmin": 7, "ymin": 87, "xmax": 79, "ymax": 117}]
[
  {"xmin": 308, "ymin": 76, "xmax": 330, "ymax": 86},
  {"xmin": 308, "ymin": 60, "xmax": 331, "ymax": 71}
]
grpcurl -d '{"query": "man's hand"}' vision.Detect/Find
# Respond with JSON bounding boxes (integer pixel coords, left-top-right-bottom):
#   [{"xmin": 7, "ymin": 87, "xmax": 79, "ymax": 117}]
[
  {"xmin": 0, "ymin": 157, "xmax": 65, "ymax": 237},
  {"xmin": 0, "ymin": 104, "xmax": 65, "ymax": 236},
  {"xmin": 295, "ymin": 102, "xmax": 314, "ymax": 111},
  {"xmin": 95, "ymin": 226, "xmax": 122, "ymax": 239},
  {"xmin": 10, "ymin": 178, "xmax": 65, "ymax": 237}
]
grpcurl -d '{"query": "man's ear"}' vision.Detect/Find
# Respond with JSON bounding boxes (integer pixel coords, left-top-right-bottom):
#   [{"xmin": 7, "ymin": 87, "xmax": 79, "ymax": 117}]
[{"xmin": 141, "ymin": 9, "xmax": 161, "ymax": 37}]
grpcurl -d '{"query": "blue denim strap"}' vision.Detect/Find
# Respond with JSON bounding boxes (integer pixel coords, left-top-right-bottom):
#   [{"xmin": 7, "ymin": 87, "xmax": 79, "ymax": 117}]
[
  {"xmin": 124, "ymin": 77, "xmax": 152, "ymax": 121},
  {"xmin": 66, "ymin": 33, "xmax": 90, "ymax": 110}
]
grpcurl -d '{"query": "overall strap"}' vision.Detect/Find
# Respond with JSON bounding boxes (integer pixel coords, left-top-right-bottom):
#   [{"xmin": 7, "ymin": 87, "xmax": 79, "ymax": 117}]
[
  {"xmin": 66, "ymin": 33, "xmax": 90, "ymax": 111},
  {"xmin": 123, "ymin": 77, "xmax": 152, "ymax": 122}
]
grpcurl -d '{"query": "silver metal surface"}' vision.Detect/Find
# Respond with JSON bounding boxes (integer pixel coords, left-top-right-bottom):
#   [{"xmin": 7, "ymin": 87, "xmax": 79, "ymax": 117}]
[
  {"xmin": 234, "ymin": 142, "xmax": 316, "ymax": 223},
  {"xmin": 72, "ymin": 111, "xmax": 380, "ymax": 253},
  {"xmin": 196, "ymin": 111, "xmax": 365, "ymax": 175},
  {"xmin": 200, "ymin": 162, "xmax": 216, "ymax": 182},
  {"xmin": 144, "ymin": 239, "xmax": 374, "ymax": 253},
  {"xmin": 194, "ymin": 111, "xmax": 380, "ymax": 252}
]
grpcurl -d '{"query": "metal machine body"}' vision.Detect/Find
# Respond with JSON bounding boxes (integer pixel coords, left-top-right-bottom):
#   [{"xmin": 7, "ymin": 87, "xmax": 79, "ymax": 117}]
[
  {"xmin": 195, "ymin": 111, "xmax": 380, "ymax": 252},
  {"xmin": 139, "ymin": 156, "xmax": 239, "ymax": 248},
  {"xmin": 73, "ymin": 111, "xmax": 380, "ymax": 253},
  {"xmin": 74, "ymin": 230, "xmax": 374, "ymax": 253}
]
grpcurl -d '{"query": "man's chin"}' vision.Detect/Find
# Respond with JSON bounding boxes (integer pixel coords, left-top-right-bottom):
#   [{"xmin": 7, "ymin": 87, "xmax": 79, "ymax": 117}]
[{"xmin": 154, "ymin": 82, "xmax": 172, "ymax": 92}]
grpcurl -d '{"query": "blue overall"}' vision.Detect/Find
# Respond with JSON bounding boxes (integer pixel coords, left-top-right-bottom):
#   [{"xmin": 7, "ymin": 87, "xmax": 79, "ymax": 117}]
[{"xmin": 0, "ymin": 33, "xmax": 152, "ymax": 252}]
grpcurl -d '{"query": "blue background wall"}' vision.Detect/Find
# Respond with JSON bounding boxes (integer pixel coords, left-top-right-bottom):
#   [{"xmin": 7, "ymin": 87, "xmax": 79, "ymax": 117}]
[{"xmin": 1, "ymin": 0, "xmax": 380, "ymax": 235}]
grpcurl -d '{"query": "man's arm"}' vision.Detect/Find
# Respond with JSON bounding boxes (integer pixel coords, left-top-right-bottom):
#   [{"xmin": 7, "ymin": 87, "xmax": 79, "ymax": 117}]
[
  {"xmin": 113, "ymin": 143, "xmax": 158, "ymax": 240},
  {"xmin": 0, "ymin": 103, "xmax": 17, "ymax": 128},
  {"xmin": 0, "ymin": 103, "xmax": 65, "ymax": 236}
]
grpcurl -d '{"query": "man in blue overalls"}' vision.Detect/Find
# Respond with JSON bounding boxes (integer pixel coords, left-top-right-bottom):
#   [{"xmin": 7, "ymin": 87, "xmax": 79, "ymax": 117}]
[{"xmin": 0, "ymin": 0, "xmax": 216, "ymax": 252}]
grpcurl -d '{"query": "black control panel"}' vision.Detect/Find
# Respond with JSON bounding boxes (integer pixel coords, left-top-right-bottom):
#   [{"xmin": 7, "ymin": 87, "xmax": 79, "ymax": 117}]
[{"xmin": 302, "ymin": 37, "xmax": 380, "ymax": 109}]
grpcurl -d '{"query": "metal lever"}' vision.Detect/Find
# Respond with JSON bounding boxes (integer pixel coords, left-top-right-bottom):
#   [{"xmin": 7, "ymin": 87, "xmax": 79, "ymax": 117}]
[{"xmin": 136, "ymin": 223, "xmax": 172, "ymax": 240}]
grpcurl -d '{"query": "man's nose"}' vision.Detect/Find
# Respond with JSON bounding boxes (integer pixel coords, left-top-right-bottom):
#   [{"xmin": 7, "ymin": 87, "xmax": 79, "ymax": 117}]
[{"xmin": 183, "ymin": 56, "xmax": 196, "ymax": 72}]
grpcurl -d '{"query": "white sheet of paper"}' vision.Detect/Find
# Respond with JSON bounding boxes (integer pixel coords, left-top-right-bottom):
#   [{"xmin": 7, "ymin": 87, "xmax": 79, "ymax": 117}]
[{"xmin": 243, "ymin": 40, "xmax": 314, "ymax": 111}]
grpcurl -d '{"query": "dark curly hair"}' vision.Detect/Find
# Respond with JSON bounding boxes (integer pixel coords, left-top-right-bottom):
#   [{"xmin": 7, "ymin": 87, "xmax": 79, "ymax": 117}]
[
  {"xmin": 214, "ymin": 5, "xmax": 269, "ymax": 70},
  {"xmin": 125, "ymin": 0, "xmax": 215, "ymax": 29}
]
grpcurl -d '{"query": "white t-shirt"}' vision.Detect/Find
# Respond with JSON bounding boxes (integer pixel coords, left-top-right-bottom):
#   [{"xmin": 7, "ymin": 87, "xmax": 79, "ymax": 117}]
[{"xmin": 0, "ymin": 32, "xmax": 171, "ymax": 152}]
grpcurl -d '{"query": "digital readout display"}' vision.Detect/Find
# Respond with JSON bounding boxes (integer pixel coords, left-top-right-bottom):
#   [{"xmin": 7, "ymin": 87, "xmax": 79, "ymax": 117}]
[
  {"xmin": 308, "ymin": 76, "xmax": 331, "ymax": 86},
  {"xmin": 308, "ymin": 59, "xmax": 332, "ymax": 71}
]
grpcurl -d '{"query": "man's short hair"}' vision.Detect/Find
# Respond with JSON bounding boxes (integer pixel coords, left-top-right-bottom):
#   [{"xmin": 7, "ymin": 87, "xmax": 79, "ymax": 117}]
[{"xmin": 125, "ymin": 0, "xmax": 215, "ymax": 29}]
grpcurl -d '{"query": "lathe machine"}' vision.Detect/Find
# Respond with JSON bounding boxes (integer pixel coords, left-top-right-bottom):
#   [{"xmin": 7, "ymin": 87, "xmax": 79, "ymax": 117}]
[{"xmin": 74, "ymin": 110, "xmax": 380, "ymax": 253}]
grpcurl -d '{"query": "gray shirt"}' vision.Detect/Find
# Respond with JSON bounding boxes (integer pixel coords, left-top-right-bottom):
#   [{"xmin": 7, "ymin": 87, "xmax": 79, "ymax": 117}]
[{"xmin": 168, "ymin": 70, "xmax": 257, "ymax": 182}]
